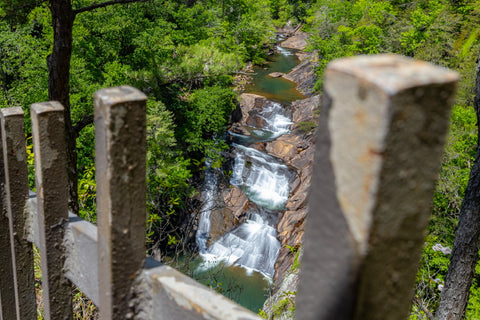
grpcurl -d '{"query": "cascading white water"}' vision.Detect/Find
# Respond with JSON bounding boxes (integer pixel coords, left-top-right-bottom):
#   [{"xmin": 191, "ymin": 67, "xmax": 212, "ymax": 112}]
[
  {"xmin": 276, "ymin": 45, "xmax": 294, "ymax": 56},
  {"xmin": 231, "ymin": 144, "xmax": 291, "ymax": 210},
  {"xmin": 196, "ymin": 43, "xmax": 296, "ymax": 280},
  {"xmin": 249, "ymin": 101, "xmax": 292, "ymax": 141},
  {"xmin": 198, "ymin": 142, "xmax": 291, "ymax": 276},
  {"xmin": 196, "ymin": 160, "xmax": 218, "ymax": 253},
  {"xmin": 199, "ymin": 209, "xmax": 280, "ymax": 278}
]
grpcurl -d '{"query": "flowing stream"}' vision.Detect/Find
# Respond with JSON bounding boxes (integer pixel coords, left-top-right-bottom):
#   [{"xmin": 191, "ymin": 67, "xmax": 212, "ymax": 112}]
[{"xmin": 193, "ymin": 42, "xmax": 305, "ymax": 312}]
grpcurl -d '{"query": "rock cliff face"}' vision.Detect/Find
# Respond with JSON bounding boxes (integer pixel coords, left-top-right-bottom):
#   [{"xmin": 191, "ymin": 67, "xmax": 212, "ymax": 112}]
[{"xmin": 283, "ymin": 56, "xmax": 317, "ymax": 97}]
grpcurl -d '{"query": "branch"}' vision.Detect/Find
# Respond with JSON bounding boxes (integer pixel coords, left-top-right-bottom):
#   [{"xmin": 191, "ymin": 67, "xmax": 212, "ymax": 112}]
[
  {"xmin": 413, "ymin": 296, "xmax": 435, "ymax": 320},
  {"xmin": 73, "ymin": 0, "xmax": 148, "ymax": 16},
  {"xmin": 73, "ymin": 114, "xmax": 94, "ymax": 137}
]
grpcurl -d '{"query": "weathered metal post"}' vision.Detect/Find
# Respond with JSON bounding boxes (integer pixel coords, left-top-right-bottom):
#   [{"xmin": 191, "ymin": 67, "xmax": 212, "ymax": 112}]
[
  {"xmin": 297, "ymin": 54, "xmax": 458, "ymax": 320},
  {"xmin": 0, "ymin": 107, "xmax": 36, "ymax": 320},
  {"xmin": 95, "ymin": 86, "xmax": 147, "ymax": 319},
  {"xmin": 31, "ymin": 102, "xmax": 72, "ymax": 320},
  {"xmin": 0, "ymin": 110, "xmax": 17, "ymax": 320}
]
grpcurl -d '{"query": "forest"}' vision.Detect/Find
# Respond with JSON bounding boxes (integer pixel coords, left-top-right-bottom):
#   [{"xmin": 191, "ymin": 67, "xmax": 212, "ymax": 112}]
[{"xmin": 1, "ymin": 0, "xmax": 480, "ymax": 318}]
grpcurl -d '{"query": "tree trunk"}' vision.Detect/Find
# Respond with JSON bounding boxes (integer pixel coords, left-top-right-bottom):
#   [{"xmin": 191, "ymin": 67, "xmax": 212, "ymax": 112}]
[
  {"xmin": 47, "ymin": 0, "xmax": 78, "ymax": 213},
  {"xmin": 436, "ymin": 52, "xmax": 480, "ymax": 320}
]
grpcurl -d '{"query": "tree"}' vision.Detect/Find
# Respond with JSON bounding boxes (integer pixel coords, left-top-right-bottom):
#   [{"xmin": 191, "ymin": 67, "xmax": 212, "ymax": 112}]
[
  {"xmin": 436, "ymin": 51, "xmax": 480, "ymax": 319},
  {"xmin": 43, "ymin": 0, "xmax": 148, "ymax": 212}
]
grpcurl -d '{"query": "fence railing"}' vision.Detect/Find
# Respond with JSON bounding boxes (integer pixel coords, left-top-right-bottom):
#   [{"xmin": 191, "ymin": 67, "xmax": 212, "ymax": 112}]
[{"xmin": 0, "ymin": 54, "xmax": 458, "ymax": 320}]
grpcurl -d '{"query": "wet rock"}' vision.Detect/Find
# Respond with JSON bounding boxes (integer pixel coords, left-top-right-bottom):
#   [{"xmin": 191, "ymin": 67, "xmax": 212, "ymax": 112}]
[
  {"xmin": 284, "ymin": 53, "xmax": 317, "ymax": 97},
  {"xmin": 224, "ymin": 186, "xmax": 249, "ymax": 220},
  {"xmin": 289, "ymin": 175, "xmax": 301, "ymax": 196},
  {"xmin": 208, "ymin": 207, "xmax": 236, "ymax": 246},
  {"xmin": 268, "ymin": 72, "xmax": 285, "ymax": 78},
  {"xmin": 277, "ymin": 209, "xmax": 307, "ymax": 242},
  {"xmin": 230, "ymin": 103, "xmax": 243, "ymax": 123},
  {"xmin": 251, "ymin": 142, "xmax": 266, "ymax": 152},
  {"xmin": 290, "ymin": 147, "xmax": 314, "ymax": 171},
  {"xmin": 265, "ymin": 134, "xmax": 301, "ymax": 163},
  {"xmin": 229, "ymin": 123, "xmax": 251, "ymax": 136},
  {"xmin": 208, "ymin": 186, "xmax": 248, "ymax": 245},
  {"xmin": 280, "ymin": 31, "xmax": 308, "ymax": 51},
  {"xmin": 285, "ymin": 180, "xmax": 310, "ymax": 212},
  {"xmin": 259, "ymin": 95, "xmax": 318, "ymax": 287},
  {"xmin": 238, "ymin": 93, "xmax": 269, "ymax": 126},
  {"xmin": 296, "ymin": 52, "xmax": 308, "ymax": 62},
  {"xmin": 246, "ymin": 111, "xmax": 266, "ymax": 128},
  {"xmin": 291, "ymin": 95, "xmax": 320, "ymax": 124}
]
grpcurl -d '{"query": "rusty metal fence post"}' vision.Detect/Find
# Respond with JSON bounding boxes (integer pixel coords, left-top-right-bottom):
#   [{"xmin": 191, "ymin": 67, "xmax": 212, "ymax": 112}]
[
  {"xmin": 297, "ymin": 54, "xmax": 459, "ymax": 320},
  {"xmin": 31, "ymin": 102, "xmax": 72, "ymax": 320},
  {"xmin": 94, "ymin": 86, "xmax": 147, "ymax": 319}
]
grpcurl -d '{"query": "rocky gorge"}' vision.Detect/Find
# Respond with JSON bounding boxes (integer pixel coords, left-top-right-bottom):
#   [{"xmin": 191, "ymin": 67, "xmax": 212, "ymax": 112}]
[{"xmin": 194, "ymin": 26, "xmax": 319, "ymax": 316}]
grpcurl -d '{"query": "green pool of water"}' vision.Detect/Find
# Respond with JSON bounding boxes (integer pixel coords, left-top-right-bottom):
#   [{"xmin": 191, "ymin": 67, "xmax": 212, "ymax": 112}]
[
  {"xmin": 245, "ymin": 48, "xmax": 306, "ymax": 104},
  {"xmin": 175, "ymin": 256, "xmax": 271, "ymax": 313}
]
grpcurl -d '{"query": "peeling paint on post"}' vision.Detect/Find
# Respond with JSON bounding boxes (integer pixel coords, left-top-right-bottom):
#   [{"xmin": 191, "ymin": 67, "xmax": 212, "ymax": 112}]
[
  {"xmin": 0, "ymin": 107, "xmax": 36, "ymax": 320},
  {"xmin": 95, "ymin": 86, "xmax": 147, "ymax": 319},
  {"xmin": 31, "ymin": 102, "xmax": 72, "ymax": 320},
  {"xmin": 297, "ymin": 54, "xmax": 458, "ymax": 320}
]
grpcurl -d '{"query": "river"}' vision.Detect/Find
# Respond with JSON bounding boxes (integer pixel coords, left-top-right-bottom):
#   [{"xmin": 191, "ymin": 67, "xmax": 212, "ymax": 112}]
[{"xmin": 192, "ymin": 41, "xmax": 305, "ymax": 313}]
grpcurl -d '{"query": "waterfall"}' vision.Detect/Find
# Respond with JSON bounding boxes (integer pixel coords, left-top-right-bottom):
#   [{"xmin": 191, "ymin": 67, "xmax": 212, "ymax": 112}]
[
  {"xmin": 196, "ymin": 109, "xmax": 293, "ymax": 277},
  {"xmin": 231, "ymin": 144, "xmax": 291, "ymax": 211},
  {"xmin": 276, "ymin": 45, "xmax": 294, "ymax": 56},
  {"xmin": 251, "ymin": 101, "xmax": 292, "ymax": 140},
  {"xmin": 196, "ymin": 159, "xmax": 218, "ymax": 253},
  {"xmin": 199, "ymin": 208, "xmax": 280, "ymax": 278},
  {"xmin": 195, "ymin": 43, "xmax": 298, "ymax": 281}
]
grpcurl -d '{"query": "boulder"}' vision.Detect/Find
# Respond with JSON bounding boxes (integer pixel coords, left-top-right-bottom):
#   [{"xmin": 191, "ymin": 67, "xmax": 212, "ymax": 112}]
[
  {"xmin": 207, "ymin": 186, "xmax": 248, "ymax": 245},
  {"xmin": 268, "ymin": 72, "xmax": 285, "ymax": 78},
  {"xmin": 280, "ymin": 31, "xmax": 309, "ymax": 51},
  {"xmin": 290, "ymin": 147, "xmax": 314, "ymax": 171},
  {"xmin": 223, "ymin": 186, "xmax": 249, "ymax": 221},
  {"xmin": 238, "ymin": 93, "xmax": 269, "ymax": 126},
  {"xmin": 265, "ymin": 134, "xmax": 302, "ymax": 163},
  {"xmin": 291, "ymin": 95, "xmax": 320, "ymax": 124},
  {"xmin": 229, "ymin": 123, "xmax": 251, "ymax": 136},
  {"xmin": 208, "ymin": 207, "xmax": 236, "ymax": 246},
  {"xmin": 296, "ymin": 52, "xmax": 308, "ymax": 62}
]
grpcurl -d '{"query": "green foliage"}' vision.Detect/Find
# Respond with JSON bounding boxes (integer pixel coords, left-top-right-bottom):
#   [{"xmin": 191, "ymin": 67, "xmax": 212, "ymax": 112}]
[
  {"xmin": 145, "ymin": 98, "xmax": 194, "ymax": 254},
  {"xmin": 1, "ymin": 0, "xmax": 280, "ymax": 256},
  {"xmin": 291, "ymin": 247, "xmax": 301, "ymax": 272},
  {"xmin": 467, "ymin": 279, "xmax": 480, "ymax": 319},
  {"xmin": 271, "ymin": 291, "xmax": 296, "ymax": 318},
  {"xmin": 400, "ymin": 0, "xmax": 445, "ymax": 55},
  {"xmin": 176, "ymin": 85, "xmax": 237, "ymax": 159},
  {"xmin": 297, "ymin": 120, "xmax": 316, "ymax": 133},
  {"xmin": 26, "ymin": 136, "xmax": 36, "ymax": 190},
  {"xmin": 305, "ymin": 0, "xmax": 395, "ymax": 89},
  {"xmin": 78, "ymin": 165, "xmax": 96, "ymax": 223},
  {"xmin": 415, "ymin": 235, "xmax": 451, "ymax": 311}
]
